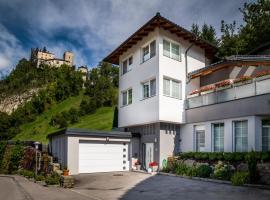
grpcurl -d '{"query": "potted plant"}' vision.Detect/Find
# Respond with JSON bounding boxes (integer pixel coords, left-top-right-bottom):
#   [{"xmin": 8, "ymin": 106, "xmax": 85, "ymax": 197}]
[
  {"xmin": 134, "ymin": 161, "xmax": 141, "ymax": 170},
  {"xmin": 63, "ymin": 166, "xmax": 69, "ymax": 176},
  {"xmin": 215, "ymin": 79, "xmax": 233, "ymax": 91},
  {"xmin": 233, "ymin": 76, "xmax": 252, "ymax": 87},
  {"xmin": 149, "ymin": 162, "xmax": 158, "ymax": 172},
  {"xmin": 200, "ymin": 85, "xmax": 215, "ymax": 95},
  {"xmin": 188, "ymin": 89, "xmax": 200, "ymax": 98},
  {"xmin": 254, "ymin": 70, "xmax": 270, "ymax": 81}
]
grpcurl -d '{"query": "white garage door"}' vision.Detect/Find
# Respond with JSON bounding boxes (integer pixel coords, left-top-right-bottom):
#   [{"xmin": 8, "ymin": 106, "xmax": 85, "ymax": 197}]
[{"xmin": 79, "ymin": 141, "xmax": 129, "ymax": 173}]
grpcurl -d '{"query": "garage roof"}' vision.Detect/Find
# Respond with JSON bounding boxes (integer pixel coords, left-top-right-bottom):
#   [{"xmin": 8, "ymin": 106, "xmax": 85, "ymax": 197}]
[{"xmin": 47, "ymin": 128, "xmax": 132, "ymax": 139}]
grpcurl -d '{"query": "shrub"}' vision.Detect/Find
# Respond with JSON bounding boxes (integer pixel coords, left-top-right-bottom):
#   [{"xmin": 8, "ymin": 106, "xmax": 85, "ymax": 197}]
[
  {"xmin": 231, "ymin": 172, "xmax": 249, "ymax": 186},
  {"xmin": 0, "ymin": 141, "xmax": 7, "ymax": 169},
  {"xmin": 9, "ymin": 142, "xmax": 24, "ymax": 173},
  {"xmin": 35, "ymin": 175, "xmax": 45, "ymax": 181},
  {"xmin": 213, "ymin": 161, "xmax": 234, "ymax": 180},
  {"xmin": 196, "ymin": 165, "xmax": 212, "ymax": 178},
  {"xmin": 245, "ymin": 151, "xmax": 258, "ymax": 184},
  {"xmin": 69, "ymin": 107, "xmax": 79, "ymax": 124},
  {"xmin": 45, "ymin": 172, "xmax": 60, "ymax": 185},
  {"xmin": 19, "ymin": 169, "xmax": 35, "ymax": 178},
  {"xmin": 173, "ymin": 163, "xmax": 188, "ymax": 175}
]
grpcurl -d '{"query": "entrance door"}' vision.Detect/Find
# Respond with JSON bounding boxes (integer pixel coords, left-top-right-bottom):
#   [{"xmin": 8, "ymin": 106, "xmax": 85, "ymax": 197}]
[{"xmin": 144, "ymin": 143, "xmax": 154, "ymax": 169}]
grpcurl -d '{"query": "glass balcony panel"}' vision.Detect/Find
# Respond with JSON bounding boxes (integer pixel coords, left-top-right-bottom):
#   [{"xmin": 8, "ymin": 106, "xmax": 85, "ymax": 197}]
[
  {"xmin": 257, "ymin": 78, "xmax": 270, "ymax": 95},
  {"xmin": 235, "ymin": 83, "xmax": 255, "ymax": 99},
  {"xmin": 188, "ymin": 96, "xmax": 203, "ymax": 108},
  {"xmin": 216, "ymin": 88, "xmax": 235, "ymax": 102},
  {"xmin": 202, "ymin": 92, "xmax": 216, "ymax": 105}
]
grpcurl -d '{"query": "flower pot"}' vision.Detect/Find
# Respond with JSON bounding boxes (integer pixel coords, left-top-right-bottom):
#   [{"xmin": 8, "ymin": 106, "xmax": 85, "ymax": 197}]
[
  {"xmin": 135, "ymin": 165, "xmax": 141, "ymax": 171},
  {"xmin": 151, "ymin": 166, "xmax": 158, "ymax": 172},
  {"xmin": 63, "ymin": 170, "xmax": 69, "ymax": 176},
  {"xmin": 255, "ymin": 74, "xmax": 270, "ymax": 81},
  {"xmin": 233, "ymin": 80, "xmax": 252, "ymax": 87},
  {"xmin": 216, "ymin": 85, "xmax": 231, "ymax": 91},
  {"xmin": 187, "ymin": 93, "xmax": 199, "ymax": 98}
]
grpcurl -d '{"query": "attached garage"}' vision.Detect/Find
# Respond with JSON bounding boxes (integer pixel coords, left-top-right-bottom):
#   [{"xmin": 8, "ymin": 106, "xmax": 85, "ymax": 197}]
[{"xmin": 48, "ymin": 128, "xmax": 131, "ymax": 175}]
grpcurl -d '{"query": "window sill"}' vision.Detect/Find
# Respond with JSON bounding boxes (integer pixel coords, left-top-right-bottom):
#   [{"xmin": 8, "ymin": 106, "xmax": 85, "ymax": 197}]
[
  {"xmin": 163, "ymin": 94, "xmax": 182, "ymax": 100},
  {"xmin": 141, "ymin": 95, "xmax": 156, "ymax": 101},
  {"xmin": 121, "ymin": 69, "xmax": 132, "ymax": 76},
  {"xmin": 140, "ymin": 55, "xmax": 156, "ymax": 65}
]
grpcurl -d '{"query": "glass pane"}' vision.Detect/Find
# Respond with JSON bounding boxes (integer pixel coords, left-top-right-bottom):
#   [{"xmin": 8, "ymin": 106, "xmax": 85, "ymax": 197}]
[
  {"xmin": 171, "ymin": 43, "xmax": 180, "ymax": 60},
  {"xmin": 128, "ymin": 89, "xmax": 132, "ymax": 104},
  {"xmin": 172, "ymin": 80, "xmax": 180, "ymax": 98},
  {"xmin": 213, "ymin": 123, "xmax": 224, "ymax": 152},
  {"xmin": 262, "ymin": 120, "xmax": 270, "ymax": 151},
  {"xmin": 143, "ymin": 46, "xmax": 150, "ymax": 62},
  {"xmin": 163, "ymin": 40, "xmax": 170, "ymax": 57},
  {"xmin": 196, "ymin": 130, "xmax": 205, "ymax": 152},
  {"xmin": 122, "ymin": 91, "xmax": 127, "ymax": 105},
  {"xmin": 128, "ymin": 56, "xmax": 133, "ymax": 65},
  {"xmin": 143, "ymin": 83, "xmax": 149, "ymax": 98},
  {"xmin": 234, "ymin": 121, "xmax": 248, "ymax": 152},
  {"xmin": 122, "ymin": 60, "xmax": 127, "ymax": 74},
  {"xmin": 163, "ymin": 78, "xmax": 170, "ymax": 96},
  {"xmin": 150, "ymin": 41, "xmax": 156, "ymax": 58},
  {"xmin": 150, "ymin": 79, "xmax": 156, "ymax": 96}
]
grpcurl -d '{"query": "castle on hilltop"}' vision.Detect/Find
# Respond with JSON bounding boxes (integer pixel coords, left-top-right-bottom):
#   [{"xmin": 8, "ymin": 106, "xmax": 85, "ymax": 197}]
[{"xmin": 30, "ymin": 47, "xmax": 74, "ymax": 68}]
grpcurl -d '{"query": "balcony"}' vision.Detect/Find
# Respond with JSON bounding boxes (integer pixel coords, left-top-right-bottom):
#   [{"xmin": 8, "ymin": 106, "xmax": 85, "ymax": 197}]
[{"xmin": 187, "ymin": 75, "xmax": 270, "ymax": 109}]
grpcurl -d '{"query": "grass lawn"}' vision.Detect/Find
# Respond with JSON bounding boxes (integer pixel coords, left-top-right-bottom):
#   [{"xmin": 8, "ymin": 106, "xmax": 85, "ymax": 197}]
[{"xmin": 13, "ymin": 93, "xmax": 114, "ymax": 143}]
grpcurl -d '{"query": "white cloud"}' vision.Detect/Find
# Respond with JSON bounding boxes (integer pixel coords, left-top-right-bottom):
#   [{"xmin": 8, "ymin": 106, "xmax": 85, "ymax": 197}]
[{"xmin": 0, "ymin": 24, "xmax": 27, "ymax": 71}]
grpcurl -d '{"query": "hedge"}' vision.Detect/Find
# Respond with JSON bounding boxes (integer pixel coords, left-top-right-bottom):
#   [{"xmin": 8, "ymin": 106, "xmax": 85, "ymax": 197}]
[{"xmin": 177, "ymin": 151, "xmax": 270, "ymax": 162}]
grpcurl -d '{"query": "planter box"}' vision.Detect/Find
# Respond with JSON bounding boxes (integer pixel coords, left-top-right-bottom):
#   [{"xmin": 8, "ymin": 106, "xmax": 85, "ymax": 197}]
[
  {"xmin": 135, "ymin": 165, "xmax": 141, "ymax": 171},
  {"xmin": 201, "ymin": 90, "xmax": 215, "ymax": 95},
  {"xmin": 255, "ymin": 74, "xmax": 270, "ymax": 82},
  {"xmin": 216, "ymin": 85, "xmax": 231, "ymax": 91},
  {"xmin": 233, "ymin": 80, "xmax": 252, "ymax": 87},
  {"xmin": 187, "ymin": 93, "xmax": 200, "ymax": 98}
]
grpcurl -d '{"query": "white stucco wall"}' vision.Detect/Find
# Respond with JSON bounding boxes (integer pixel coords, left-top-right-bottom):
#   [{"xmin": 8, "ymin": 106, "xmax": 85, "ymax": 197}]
[{"xmin": 180, "ymin": 116, "xmax": 263, "ymax": 152}]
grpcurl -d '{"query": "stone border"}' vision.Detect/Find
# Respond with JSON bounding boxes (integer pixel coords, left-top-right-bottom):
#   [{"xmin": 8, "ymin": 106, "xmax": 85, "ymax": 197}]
[{"xmin": 158, "ymin": 172, "xmax": 270, "ymax": 190}]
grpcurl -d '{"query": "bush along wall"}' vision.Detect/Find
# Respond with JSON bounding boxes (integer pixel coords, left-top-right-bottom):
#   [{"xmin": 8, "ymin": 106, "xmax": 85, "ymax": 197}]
[{"xmin": 164, "ymin": 151, "xmax": 270, "ymax": 186}]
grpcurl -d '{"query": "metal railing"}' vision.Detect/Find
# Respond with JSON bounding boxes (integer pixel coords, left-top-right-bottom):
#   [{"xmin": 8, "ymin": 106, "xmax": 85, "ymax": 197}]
[{"xmin": 186, "ymin": 76, "xmax": 270, "ymax": 109}]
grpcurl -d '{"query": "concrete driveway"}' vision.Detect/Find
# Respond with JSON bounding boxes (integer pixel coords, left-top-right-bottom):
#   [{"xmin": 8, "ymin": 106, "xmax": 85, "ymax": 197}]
[{"xmin": 72, "ymin": 172, "xmax": 270, "ymax": 200}]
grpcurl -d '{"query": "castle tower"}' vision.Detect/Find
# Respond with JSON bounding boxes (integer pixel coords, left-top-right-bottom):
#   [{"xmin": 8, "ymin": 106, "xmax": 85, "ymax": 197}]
[{"xmin": 63, "ymin": 51, "xmax": 74, "ymax": 66}]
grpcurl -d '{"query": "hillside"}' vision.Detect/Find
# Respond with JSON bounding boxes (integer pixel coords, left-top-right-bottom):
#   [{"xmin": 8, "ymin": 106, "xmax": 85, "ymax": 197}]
[{"xmin": 13, "ymin": 94, "xmax": 114, "ymax": 143}]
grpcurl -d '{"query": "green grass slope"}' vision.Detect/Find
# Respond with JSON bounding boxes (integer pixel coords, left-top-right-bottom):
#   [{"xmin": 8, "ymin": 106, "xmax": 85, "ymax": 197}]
[{"xmin": 13, "ymin": 94, "xmax": 114, "ymax": 143}]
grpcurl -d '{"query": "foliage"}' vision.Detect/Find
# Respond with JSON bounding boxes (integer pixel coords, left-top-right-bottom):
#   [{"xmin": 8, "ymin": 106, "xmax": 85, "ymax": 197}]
[
  {"xmin": 0, "ymin": 145, "xmax": 12, "ymax": 174},
  {"xmin": 35, "ymin": 174, "xmax": 45, "ymax": 181},
  {"xmin": 245, "ymin": 151, "xmax": 258, "ymax": 184},
  {"xmin": 45, "ymin": 172, "xmax": 61, "ymax": 185},
  {"xmin": 231, "ymin": 172, "xmax": 249, "ymax": 186},
  {"xmin": 112, "ymin": 106, "xmax": 118, "ymax": 128},
  {"xmin": 196, "ymin": 165, "xmax": 212, "ymax": 178},
  {"xmin": 190, "ymin": 23, "xmax": 218, "ymax": 46},
  {"xmin": 213, "ymin": 161, "xmax": 234, "ymax": 180},
  {"xmin": 19, "ymin": 169, "xmax": 35, "ymax": 178},
  {"xmin": 0, "ymin": 141, "xmax": 7, "ymax": 169},
  {"xmin": 9, "ymin": 142, "xmax": 24, "ymax": 173},
  {"xmin": 20, "ymin": 147, "xmax": 36, "ymax": 170}
]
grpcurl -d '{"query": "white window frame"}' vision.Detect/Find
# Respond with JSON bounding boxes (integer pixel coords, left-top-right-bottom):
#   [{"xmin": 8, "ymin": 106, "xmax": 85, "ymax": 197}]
[
  {"xmin": 122, "ymin": 88, "xmax": 132, "ymax": 106},
  {"xmin": 262, "ymin": 120, "xmax": 270, "ymax": 151},
  {"xmin": 194, "ymin": 125, "xmax": 205, "ymax": 152},
  {"xmin": 142, "ymin": 40, "xmax": 156, "ymax": 63},
  {"xmin": 121, "ymin": 55, "xmax": 133, "ymax": 75},
  {"xmin": 233, "ymin": 120, "xmax": 248, "ymax": 152},
  {"xmin": 142, "ymin": 78, "xmax": 156, "ymax": 99},
  {"xmin": 163, "ymin": 39, "xmax": 181, "ymax": 61},
  {"xmin": 163, "ymin": 76, "xmax": 182, "ymax": 99},
  {"xmin": 212, "ymin": 123, "xmax": 224, "ymax": 152}
]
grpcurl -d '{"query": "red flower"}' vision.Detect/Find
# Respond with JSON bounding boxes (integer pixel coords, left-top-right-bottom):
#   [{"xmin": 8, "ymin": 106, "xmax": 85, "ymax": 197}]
[
  {"xmin": 254, "ymin": 70, "xmax": 270, "ymax": 78},
  {"xmin": 200, "ymin": 85, "xmax": 215, "ymax": 92},
  {"xmin": 189, "ymin": 89, "xmax": 200, "ymax": 95},
  {"xmin": 215, "ymin": 79, "xmax": 233, "ymax": 88},
  {"xmin": 233, "ymin": 76, "xmax": 252, "ymax": 84},
  {"xmin": 149, "ymin": 162, "xmax": 158, "ymax": 167}
]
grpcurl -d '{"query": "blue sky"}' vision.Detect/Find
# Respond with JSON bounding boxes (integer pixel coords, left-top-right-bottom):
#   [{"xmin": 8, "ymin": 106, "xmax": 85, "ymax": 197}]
[{"xmin": 0, "ymin": 0, "xmax": 249, "ymax": 74}]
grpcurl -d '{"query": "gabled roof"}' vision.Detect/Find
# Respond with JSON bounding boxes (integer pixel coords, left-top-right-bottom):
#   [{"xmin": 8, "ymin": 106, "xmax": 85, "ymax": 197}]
[
  {"xmin": 103, "ymin": 13, "xmax": 218, "ymax": 65},
  {"xmin": 188, "ymin": 55, "xmax": 270, "ymax": 79}
]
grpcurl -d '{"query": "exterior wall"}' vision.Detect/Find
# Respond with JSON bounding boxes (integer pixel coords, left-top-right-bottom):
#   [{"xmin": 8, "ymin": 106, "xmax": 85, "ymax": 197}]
[
  {"xmin": 186, "ymin": 93, "xmax": 270, "ymax": 123},
  {"xmin": 118, "ymin": 28, "xmax": 206, "ymax": 127},
  {"xmin": 49, "ymin": 135, "xmax": 67, "ymax": 168},
  {"xmin": 180, "ymin": 116, "xmax": 263, "ymax": 152},
  {"xmin": 67, "ymin": 136, "xmax": 131, "ymax": 175}
]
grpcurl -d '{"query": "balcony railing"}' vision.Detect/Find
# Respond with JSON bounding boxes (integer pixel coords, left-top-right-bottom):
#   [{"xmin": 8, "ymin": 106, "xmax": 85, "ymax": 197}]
[{"xmin": 186, "ymin": 75, "xmax": 270, "ymax": 109}]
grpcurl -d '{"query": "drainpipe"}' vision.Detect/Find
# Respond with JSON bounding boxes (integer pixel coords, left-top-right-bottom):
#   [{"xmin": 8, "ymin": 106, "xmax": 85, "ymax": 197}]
[{"xmin": 184, "ymin": 43, "xmax": 194, "ymax": 99}]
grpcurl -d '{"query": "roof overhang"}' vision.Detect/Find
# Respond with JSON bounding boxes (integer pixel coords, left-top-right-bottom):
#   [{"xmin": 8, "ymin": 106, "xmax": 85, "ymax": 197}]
[{"xmin": 103, "ymin": 13, "xmax": 217, "ymax": 65}]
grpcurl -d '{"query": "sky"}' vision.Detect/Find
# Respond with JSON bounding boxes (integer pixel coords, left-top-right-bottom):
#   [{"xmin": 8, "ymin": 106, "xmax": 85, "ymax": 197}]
[{"xmin": 0, "ymin": 0, "xmax": 251, "ymax": 75}]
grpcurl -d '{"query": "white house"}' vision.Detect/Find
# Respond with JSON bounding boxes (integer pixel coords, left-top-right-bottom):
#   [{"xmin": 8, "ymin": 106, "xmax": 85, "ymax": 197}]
[{"xmin": 104, "ymin": 13, "xmax": 270, "ymax": 170}]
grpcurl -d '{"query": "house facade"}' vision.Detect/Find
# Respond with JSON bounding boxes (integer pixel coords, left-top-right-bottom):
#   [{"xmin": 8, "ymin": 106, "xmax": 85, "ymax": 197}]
[{"xmin": 104, "ymin": 13, "xmax": 270, "ymax": 170}]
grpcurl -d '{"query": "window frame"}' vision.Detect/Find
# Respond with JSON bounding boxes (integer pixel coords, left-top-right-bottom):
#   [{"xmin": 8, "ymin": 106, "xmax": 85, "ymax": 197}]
[
  {"xmin": 233, "ymin": 120, "xmax": 248, "ymax": 152},
  {"xmin": 142, "ymin": 40, "xmax": 156, "ymax": 63},
  {"xmin": 122, "ymin": 88, "xmax": 132, "ymax": 106},
  {"xmin": 262, "ymin": 120, "xmax": 270, "ymax": 151},
  {"xmin": 142, "ymin": 78, "xmax": 156, "ymax": 99},
  {"xmin": 194, "ymin": 125, "xmax": 205, "ymax": 152},
  {"xmin": 163, "ymin": 39, "xmax": 181, "ymax": 61},
  {"xmin": 121, "ymin": 55, "xmax": 133, "ymax": 75},
  {"xmin": 212, "ymin": 123, "xmax": 225, "ymax": 152},
  {"xmin": 163, "ymin": 76, "xmax": 182, "ymax": 99}
]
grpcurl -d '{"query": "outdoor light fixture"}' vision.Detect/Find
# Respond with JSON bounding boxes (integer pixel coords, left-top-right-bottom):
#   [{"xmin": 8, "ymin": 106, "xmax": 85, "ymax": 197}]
[{"xmin": 34, "ymin": 141, "xmax": 40, "ymax": 177}]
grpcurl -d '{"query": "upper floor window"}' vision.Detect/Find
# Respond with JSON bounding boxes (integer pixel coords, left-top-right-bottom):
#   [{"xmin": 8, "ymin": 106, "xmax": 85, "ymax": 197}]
[
  {"xmin": 142, "ymin": 40, "xmax": 156, "ymax": 63},
  {"xmin": 163, "ymin": 39, "xmax": 181, "ymax": 61},
  {"xmin": 234, "ymin": 120, "xmax": 248, "ymax": 152},
  {"xmin": 122, "ymin": 56, "xmax": 133, "ymax": 75},
  {"xmin": 163, "ymin": 77, "xmax": 181, "ymax": 99},
  {"xmin": 122, "ymin": 89, "xmax": 132, "ymax": 106},
  {"xmin": 142, "ymin": 79, "xmax": 156, "ymax": 99}
]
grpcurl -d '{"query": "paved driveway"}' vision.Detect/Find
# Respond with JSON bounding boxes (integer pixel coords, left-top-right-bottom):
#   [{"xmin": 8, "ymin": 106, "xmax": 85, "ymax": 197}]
[{"xmin": 72, "ymin": 172, "xmax": 270, "ymax": 200}]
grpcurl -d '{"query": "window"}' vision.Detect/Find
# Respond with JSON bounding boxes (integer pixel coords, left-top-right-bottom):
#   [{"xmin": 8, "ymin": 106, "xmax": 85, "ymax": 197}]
[
  {"xmin": 163, "ymin": 39, "xmax": 181, "ymax": 61},
  {"xmin": 262, "ymin": 120, "xmax": 270, "ymax": 151},
  {"xmin": 142, "ymin": 40, "xmax": 156, "ymax": 62},
  {"xmin": 195, "ymin": 126, "xmax": 205, "ymax": 152},
  {"xmin": 122, "ymin": 56, "xmax": 132, "ymax": 75},
  {"xmin": 213, "ymin": 123, "xmax": 224, "ymax": 152},
  {"xmin": 234, "ymin": 121, "xmax": 248, "ymax": 152},
  {"xmin": 142, "ymin": 79, "xmax": 156, "ymax": 99},
  {"xmin": 163, "ymin": 77, "xmax": 181, "ymax": 99},
  {"xmin": 122, "ymin": 89, "xmax": 132, "ymax": 106}
]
